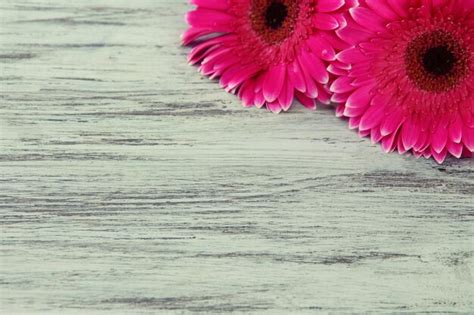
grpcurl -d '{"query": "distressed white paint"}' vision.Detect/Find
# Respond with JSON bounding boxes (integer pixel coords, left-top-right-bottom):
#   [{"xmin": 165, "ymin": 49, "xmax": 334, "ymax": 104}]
[{"xmin": 0, "ymin": 0, "xmax": 473, "ymax": 313}]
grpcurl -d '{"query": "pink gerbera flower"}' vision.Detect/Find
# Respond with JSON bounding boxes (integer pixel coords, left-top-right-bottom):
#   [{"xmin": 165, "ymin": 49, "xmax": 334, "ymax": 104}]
[
  {"xmin": 331, "ymin": 0, "xmax": 474, "ymax": 163},
  {"xmin": 183, "ymin": 0, "xmax": 355, "ymax": 113}
]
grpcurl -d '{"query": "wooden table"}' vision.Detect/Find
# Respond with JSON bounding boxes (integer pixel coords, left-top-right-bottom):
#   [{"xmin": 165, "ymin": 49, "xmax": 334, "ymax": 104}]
[{"xmin": 1, "ymin": 1, "xmax": 473, "ymax": 313}]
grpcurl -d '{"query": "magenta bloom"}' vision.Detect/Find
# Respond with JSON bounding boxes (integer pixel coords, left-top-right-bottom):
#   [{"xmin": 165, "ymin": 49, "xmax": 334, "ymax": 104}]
[
  {"xmin": 183, "ymin": 0, "xmax": 354, "ymax": 113},
  {"xmin": 331, "ymin": 0, "xmax": 474, "ymax": 163}
]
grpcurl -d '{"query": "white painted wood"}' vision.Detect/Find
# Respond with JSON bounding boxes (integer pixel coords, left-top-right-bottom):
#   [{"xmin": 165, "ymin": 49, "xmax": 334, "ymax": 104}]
[{"xmin": 1, "ymin": 0, "xmax": 473, "ymax": 313}]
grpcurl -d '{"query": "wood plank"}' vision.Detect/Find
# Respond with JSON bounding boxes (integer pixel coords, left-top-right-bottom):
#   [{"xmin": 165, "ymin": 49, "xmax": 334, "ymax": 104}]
[{"xmin": 1, "ymin": 0, "xmax": 473, "ymax": 313}]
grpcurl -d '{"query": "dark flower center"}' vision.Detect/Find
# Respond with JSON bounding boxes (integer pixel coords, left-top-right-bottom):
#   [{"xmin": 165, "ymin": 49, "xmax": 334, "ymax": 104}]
[
  {"xmin": 422, "ymin": 45, "xmax": 455, "ymax": 76},
  {"xmin": 265, "ymin": 2, "xmax": 288, "ymax": 30},
  {"xmin": 405, "ymin": 30, "xmax": 470, "ymax": 92},
  {"xmin": 250, "ymin": 0, "xmax": 300, "ymax": 44}
]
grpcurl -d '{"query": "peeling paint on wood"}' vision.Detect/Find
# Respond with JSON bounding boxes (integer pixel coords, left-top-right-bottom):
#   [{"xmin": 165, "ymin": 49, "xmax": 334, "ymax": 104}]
[{"xmin": 1, "ymin": 0, "xmax": 473, "ymax": 313}]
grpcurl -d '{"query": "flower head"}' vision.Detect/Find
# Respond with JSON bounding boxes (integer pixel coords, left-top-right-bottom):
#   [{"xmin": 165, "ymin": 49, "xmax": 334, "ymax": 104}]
[
  {"xmin": 183, "ymin": 0, "xmax": 355, "ymax": 113},
  {"xmin": 331, "ymin": 0, "xmax": 474, "ymax": 163}
]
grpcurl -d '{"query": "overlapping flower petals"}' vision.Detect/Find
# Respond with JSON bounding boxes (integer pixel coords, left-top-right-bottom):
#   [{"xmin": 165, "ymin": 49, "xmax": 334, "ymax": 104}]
[
  {"xmin": 330, "ymin": 0, "xmax": 474, "ymax": 163},
  {"xmin": 183, "ymin": 0, "xmax": 355, "ymax": 113}
]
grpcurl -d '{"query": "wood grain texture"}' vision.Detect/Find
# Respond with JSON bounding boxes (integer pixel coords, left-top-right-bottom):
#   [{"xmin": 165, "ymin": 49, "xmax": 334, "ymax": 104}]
[{"xmin": 1, "ymin": 0, "xmax": 473, "ymax": 313}]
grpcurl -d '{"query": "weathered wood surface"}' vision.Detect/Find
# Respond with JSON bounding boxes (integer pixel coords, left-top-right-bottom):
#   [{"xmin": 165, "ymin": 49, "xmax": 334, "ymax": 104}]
[{"xmin": 1, "ymin": 0, "xmax": 473, "ymax": 313}]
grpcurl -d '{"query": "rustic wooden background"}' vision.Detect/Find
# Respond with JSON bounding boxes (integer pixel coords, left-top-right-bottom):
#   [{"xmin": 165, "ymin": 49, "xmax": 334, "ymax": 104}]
[{"xmin": 1, "ymin": 0, "xmax": 473, "ymax": 313}]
